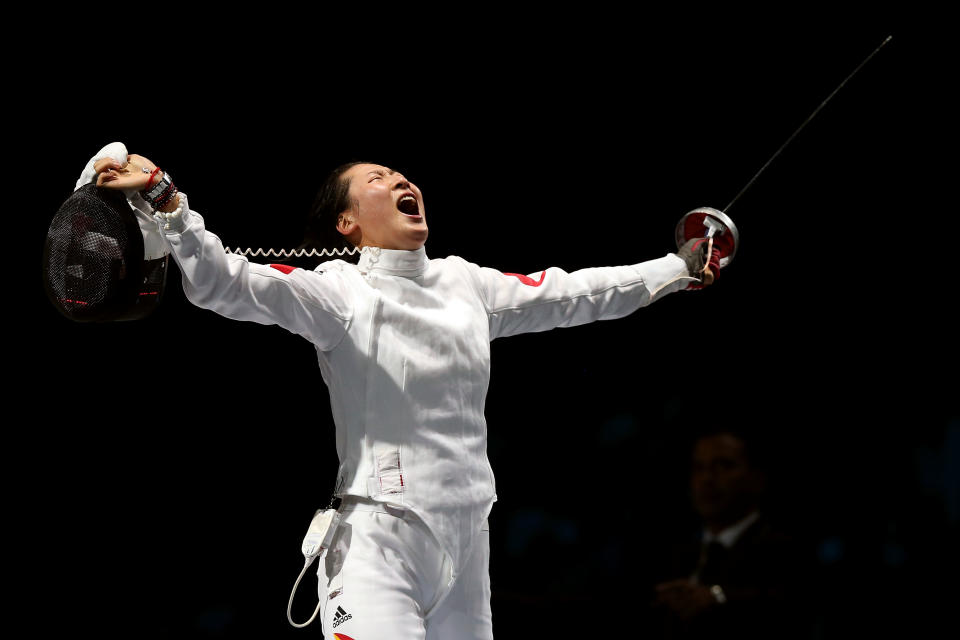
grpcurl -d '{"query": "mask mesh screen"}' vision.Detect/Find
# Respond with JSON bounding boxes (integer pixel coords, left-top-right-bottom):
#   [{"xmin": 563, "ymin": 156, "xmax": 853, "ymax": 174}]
[{"xmin": 43, "ymin": 184, "xmax": 145, "ymax": 322}]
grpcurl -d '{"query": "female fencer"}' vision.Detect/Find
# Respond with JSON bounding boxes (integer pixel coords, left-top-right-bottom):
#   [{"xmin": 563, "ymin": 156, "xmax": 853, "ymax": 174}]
[{"xmin": 87, "ymin": 144, "xmax": 723, "ymax": 640}]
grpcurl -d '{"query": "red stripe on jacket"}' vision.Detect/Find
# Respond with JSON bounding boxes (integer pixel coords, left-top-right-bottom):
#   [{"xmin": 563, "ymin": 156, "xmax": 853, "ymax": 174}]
[{"xmin": 503, "ymin": 271, "xmax": 546, "ymax": 287}]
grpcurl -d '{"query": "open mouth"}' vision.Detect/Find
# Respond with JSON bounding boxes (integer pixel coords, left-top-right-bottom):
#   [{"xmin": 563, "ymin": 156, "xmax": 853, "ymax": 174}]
[{"xmin": 397, "ymin": 194, "xmax": 420, "ymax": 216}]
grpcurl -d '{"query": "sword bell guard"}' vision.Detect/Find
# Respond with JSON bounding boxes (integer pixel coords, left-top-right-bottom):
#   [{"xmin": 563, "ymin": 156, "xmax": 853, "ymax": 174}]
[{"xmin": 675, "ymin": 207, "xmax": 739, "ymax": 268}]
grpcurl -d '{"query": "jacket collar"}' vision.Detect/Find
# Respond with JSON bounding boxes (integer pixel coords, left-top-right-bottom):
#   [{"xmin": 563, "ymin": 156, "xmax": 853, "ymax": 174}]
[{"xmin": 358, "ymin": 246, "xmax": 429, "ymax": 278}]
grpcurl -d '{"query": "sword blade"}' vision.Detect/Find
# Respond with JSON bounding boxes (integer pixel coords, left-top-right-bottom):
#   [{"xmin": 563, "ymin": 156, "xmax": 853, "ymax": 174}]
[{"xmin": 725, "ymin": 35, "xmax": 893, "ymax": 212}]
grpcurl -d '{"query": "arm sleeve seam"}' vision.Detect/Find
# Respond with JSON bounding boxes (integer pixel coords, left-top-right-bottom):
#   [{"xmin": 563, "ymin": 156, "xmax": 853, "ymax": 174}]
[
  {"xmin": 456, "ymin": 257, "xmax": 494, "ymax": 315},
  {"xmin": 258, "ymin": 267, "xmax": 353, "ymax": 324}
]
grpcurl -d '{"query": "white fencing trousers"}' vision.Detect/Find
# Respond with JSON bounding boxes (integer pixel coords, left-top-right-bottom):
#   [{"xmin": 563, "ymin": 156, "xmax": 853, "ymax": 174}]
[{"xmin": 318, "ymin": 497, "xmax": 493, "ymax": 640}]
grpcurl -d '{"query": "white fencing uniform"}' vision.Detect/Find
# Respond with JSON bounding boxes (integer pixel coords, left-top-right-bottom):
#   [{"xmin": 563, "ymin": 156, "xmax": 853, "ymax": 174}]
[{"xmin": 159, "ymin": 194, "xmax": 692, "ymax": 639}]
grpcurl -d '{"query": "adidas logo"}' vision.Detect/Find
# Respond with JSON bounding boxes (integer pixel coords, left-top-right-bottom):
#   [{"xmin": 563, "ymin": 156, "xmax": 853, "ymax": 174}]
[{"xmin": 332, "ymin": 605, "xmax": 353, "ymax": 628}]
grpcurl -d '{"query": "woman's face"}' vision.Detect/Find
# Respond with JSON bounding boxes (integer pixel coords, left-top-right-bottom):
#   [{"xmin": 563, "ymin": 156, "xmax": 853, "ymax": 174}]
[{"xmin": 340, "ymin": 163, "xmax": 428, "ymax": 251}]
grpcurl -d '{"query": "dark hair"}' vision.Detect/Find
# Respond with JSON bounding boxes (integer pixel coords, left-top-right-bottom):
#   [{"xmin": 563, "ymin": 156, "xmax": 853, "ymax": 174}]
[{"xmin": 297, "ymin": 161, "xmax": 370, "ymax": 262}]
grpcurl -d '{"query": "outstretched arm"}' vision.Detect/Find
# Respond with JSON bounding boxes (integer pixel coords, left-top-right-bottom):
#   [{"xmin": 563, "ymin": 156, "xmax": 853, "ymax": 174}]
[
  {"xmin": 461, "ymin": 245, "xmax": 713, "ymax": 341},
  {"xmin": 85, "ymin": 145, "xmax": 354, "ymax": 350}
]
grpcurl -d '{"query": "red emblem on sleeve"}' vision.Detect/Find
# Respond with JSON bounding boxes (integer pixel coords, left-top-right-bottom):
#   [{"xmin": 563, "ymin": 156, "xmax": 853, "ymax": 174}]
[
  {"xmin": 269, "ymin": 264, "xmax": 298, "ymax": 274},
  {"xmin": 503, "ymin": 271, "xmax": 546, "ymax": 287}
]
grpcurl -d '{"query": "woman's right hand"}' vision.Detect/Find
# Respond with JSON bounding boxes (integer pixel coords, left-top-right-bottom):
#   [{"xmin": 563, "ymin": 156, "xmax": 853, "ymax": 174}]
[{"xmin": 95, "ymin": 154, "xmax": 160, "ymax": 192}]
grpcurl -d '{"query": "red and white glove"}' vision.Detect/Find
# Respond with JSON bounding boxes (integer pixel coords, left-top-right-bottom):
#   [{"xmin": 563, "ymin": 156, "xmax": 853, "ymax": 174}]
[{"xmin": 676, "ymin": 236, "xmax": 722, "ymax": 289}]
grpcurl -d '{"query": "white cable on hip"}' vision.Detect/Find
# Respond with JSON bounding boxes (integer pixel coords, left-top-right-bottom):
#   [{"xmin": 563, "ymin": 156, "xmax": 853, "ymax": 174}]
[{"xmin": 287, "ymin": 558, "xmax": 323, "ymax": 628}]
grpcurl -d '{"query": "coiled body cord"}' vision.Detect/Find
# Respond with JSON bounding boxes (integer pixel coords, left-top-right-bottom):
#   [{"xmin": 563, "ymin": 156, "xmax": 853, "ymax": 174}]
[{"xmin": 224, "ymin": 246, "xmax": 360, "ymax": 259}]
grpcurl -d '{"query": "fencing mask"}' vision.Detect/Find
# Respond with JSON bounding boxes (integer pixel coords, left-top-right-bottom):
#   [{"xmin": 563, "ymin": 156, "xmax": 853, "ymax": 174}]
[{"xmin": 43, "ymin": 173, "xmax": 170, "ymax": 322}]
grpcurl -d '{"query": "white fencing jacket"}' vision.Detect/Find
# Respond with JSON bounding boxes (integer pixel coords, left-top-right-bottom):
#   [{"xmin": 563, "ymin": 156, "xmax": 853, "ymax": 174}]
[{"xmin": 161, "ymin": 194, "xmax": 692, "ymax": 578}]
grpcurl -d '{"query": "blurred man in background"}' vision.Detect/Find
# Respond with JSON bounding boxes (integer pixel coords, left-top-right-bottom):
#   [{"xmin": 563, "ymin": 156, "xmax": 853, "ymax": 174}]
[{"xmin": 650, "ymin": 427, "xmax": 812, "ymax": 639}]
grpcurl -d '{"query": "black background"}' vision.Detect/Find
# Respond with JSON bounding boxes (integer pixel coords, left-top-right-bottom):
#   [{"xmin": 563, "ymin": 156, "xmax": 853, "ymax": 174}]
[{"xmin": 16, "ymin": 11, "xmax": 956, "ymax": 639}]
